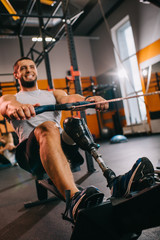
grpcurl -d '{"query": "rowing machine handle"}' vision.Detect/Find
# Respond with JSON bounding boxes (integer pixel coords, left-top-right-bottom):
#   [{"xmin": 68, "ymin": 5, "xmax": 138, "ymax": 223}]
[{"xmin": 35, "ymin": 101, "xmax": 95, "ymax": 115}]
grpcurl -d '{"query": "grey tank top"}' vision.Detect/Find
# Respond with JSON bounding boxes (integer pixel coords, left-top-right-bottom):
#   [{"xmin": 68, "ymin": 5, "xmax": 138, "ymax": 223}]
[{"xmin": 10, "ymin": 90, "xmax": 62, "ymax": 143}]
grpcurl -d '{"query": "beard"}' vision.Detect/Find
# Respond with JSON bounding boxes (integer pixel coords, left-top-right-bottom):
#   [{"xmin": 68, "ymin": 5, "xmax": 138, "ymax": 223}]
[{"xmin": 20, "ymin": 76, "xmax": 37, "ymax": 88}]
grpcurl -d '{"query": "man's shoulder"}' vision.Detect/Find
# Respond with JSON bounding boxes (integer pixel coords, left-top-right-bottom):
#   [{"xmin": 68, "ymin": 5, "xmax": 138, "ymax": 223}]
[{"xmin": 40, "ymin": 89, "xmax": 54, "ymax": 95}]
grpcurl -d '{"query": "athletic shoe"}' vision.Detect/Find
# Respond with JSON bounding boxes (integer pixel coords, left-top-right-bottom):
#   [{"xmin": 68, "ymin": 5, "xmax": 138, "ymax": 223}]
[
  {"xmin": 62, "ymin": 186, "xmax": 104, "ymax": 223},
  {"xmin": 112, "ymin": 157, "xmax": 155, "ymax": 197}
]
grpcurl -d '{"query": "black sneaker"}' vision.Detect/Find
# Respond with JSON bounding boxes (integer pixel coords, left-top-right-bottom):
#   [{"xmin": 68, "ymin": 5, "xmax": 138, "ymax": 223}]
[
  {"xmin": 63, "ymin": 186, "xmax": 104, "ymax": 223},
  {"xmin": 112, "ymin": 157, "xmax": 155, "ymax": 198}
]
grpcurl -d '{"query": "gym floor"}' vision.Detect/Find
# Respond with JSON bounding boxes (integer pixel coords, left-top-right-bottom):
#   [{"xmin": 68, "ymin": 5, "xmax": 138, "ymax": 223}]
[{"xmin": 0, "ymin": 134, "xmax": 160, "ymax": 240}]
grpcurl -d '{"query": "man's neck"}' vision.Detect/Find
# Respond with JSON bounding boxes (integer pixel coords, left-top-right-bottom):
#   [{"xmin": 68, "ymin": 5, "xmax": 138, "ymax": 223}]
[{"xmin": 21, "ymin": 85, "xmax": 38, "ymax": 92}]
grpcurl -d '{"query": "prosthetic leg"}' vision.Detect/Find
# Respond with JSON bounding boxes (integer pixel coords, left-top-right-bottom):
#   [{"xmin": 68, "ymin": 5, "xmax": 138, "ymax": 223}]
[{"xmin": 63, "ymin": 117, "xmax": 116, "ymax": 189}]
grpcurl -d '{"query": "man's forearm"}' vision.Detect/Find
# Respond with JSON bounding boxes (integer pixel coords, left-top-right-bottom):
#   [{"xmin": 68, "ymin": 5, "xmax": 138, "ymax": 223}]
[
  {"xmin": 60, "ymin": 94, "xmax": 85, "ymax": 104},
  {"xmin": 53, "ymin": 89, "xmax": 85, "ymax": 104}
]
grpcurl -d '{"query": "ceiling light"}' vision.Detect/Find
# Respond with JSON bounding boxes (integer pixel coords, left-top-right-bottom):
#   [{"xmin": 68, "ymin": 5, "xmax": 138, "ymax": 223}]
[
  {"xmin": 45, "ymin": 37, "xmax": 56, "ymax": 42},
  {"xmin": 45, "ymin": 37, "xmax": 52, "ymax": 42},
  {"xmin": 32, "ymin": 37, "xmax": 56, "ymax": 42},
  {"xmin": 32, "ymin": 37, "xmax": 42, "ymax": 42},
  {"xmin": 32, "ymin": 37, "xmax": 38, "ymax": 42},
  {"xmin": 139, "ymin": 0, "xmax": 150, "ymax": 4},
  {"xmin": 37, "ymin": 37, "xmax": 42, "ymax": 42}
]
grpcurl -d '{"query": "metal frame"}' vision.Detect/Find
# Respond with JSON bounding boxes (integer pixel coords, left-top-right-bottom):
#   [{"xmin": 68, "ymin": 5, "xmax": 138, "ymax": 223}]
[
  {"xmin": 0, "ymin": 0, "xmax": 94, "ymax": 172},
  {"xmin": 62, "ymin": 0, "xmax": 95, "ymax": 172},
  {"xmin": 0, "ymin": 0, "xmax": 83, "ymax": 85}
]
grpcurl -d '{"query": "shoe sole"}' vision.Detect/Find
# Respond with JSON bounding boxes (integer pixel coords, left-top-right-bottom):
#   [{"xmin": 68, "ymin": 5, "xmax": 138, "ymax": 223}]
[{"xmin": 125, "ymin": 157, "xmax": 154, "ymax": 196}]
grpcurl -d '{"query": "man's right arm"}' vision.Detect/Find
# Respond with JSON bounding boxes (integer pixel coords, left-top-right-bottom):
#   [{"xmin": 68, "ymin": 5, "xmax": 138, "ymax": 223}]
[{"xmin": 0, "ymin": 94, "xmax": 37, "ymax": 120}]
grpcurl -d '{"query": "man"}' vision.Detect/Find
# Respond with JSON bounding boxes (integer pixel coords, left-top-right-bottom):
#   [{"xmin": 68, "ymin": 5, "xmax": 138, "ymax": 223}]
[{"xmin": 0, "ymin": 57, "xmax": 154, "ymax": 223}]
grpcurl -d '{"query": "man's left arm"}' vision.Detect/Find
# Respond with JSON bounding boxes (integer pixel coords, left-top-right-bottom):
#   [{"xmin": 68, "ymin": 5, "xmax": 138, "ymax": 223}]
[{"xmin": 53, "ymin": 89, "xmax": 109, "ymax": 111}]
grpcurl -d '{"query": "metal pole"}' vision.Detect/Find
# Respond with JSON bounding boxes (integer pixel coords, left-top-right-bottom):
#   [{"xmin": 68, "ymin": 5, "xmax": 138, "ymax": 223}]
[
  {"xmin": 62, "ymin": 0, "xmax": 95, "ymax": 172},
  {"xmin": 18, "ymin": 35, "xmax": 24, "ymax": 57},
  {"xmin": 36, "ymin": 0, "xmax": 54, "ymax": 89}
]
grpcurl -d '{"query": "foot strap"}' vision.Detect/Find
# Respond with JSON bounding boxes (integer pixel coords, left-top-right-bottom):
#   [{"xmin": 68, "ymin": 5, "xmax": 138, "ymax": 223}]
[{"xmin": 62, "ymin": 190, "xmax": 73, "ymax": 222}]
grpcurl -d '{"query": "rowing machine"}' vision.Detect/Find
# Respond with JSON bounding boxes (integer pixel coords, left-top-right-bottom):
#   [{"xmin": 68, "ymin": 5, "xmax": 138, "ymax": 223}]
[{"xmin": 25, "ymin": 102, "xmax": 160, "ymax": 239}]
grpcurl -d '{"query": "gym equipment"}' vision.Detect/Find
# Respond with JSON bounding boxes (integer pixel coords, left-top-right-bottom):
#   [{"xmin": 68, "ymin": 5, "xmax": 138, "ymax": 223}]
[
  {"xmin": 100, "ymin": 126, "xmax": 113, "ymax": 139},
  {"xmin": 71, "ymin": 183, "xmax": 160, "ymax": 240},
  {"xmin": 22, "ymin": 102, "xmax": 160, "ymax": 239},
  {"xmin": 34, "ymin": 102, "xmax": 157, "ymax": 188},
  {"xmin": 35, "ymin": 91, "xmax": 160, "ymax": 115},
  {"xmin": 110, "ymin": 134, "xmax": 128, "ymax": 144},
  {"xmin": 63, "ymin": 117, "xmax": 116, "ymax": 188},
  {"xmin": 0, "ymin": 118, "xmax": 8, "ymax": 132},
  {"xmin": 34, "ymin": 101, "xmax": 95, "ymax": 114},
  {"xmin": 24, "ymin": 176, "xmax": 65, "ymax": 208}
]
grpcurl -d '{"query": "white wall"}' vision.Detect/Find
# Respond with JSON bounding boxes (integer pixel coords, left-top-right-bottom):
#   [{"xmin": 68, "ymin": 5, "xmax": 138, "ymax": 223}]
[
  {"xmin": 89, "ymin": 0, "xmax": 160, "ymax": 79},
  {"xmin": 0, "ymin": 39, "xmax": 21, "ymax": 82},
  {"xmin": 89, "ymin": 24, "xmax": 117, "ymax": 77},
  {"xmin": 134, "ymin": 2, "xmax": 160, "ymax": 50},
  {"xmin": 0, "ymin": 36, "xmax": 95, "ymax": 82},
  {"xmin": 48, "ymin": 36, "xmax": 95, "ymax": 79}
]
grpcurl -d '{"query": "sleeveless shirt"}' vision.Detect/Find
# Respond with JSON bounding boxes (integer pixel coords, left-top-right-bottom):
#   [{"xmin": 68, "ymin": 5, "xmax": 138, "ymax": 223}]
[{"xmin": 10, "ymin": 90, "xmax": 62, "ymax": 143}]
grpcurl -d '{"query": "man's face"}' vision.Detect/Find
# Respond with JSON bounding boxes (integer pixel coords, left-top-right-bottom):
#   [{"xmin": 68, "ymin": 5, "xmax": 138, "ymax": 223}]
[{"xmin": 14, "ymin": 59, "xmax": 38, "ymax": 88}]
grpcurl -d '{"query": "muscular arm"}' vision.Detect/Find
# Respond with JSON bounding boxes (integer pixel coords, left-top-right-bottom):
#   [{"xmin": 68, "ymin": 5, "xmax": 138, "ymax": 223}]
[
  {"xmin": 0, "ymin": 94, "xmax": 38, "ymax": 120},
  {"xmin": 53, "ymin": 89, "xmax": 85, "ymax": 104},
  {"xmin": 53, "ymin": 89, "xmax": 109, "ymax": 111}
]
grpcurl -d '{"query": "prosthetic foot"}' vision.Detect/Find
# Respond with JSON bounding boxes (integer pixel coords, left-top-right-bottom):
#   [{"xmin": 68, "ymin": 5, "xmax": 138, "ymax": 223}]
[{"xmin": 63, "ymin": 117, "xmax": 116, "ymax": 188}]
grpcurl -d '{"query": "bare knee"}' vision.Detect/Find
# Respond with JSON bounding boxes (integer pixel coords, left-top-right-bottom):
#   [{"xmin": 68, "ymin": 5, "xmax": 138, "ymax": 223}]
[{"xmin": 34, "ymin": 121, "xmax": 60, "ymax": 142}]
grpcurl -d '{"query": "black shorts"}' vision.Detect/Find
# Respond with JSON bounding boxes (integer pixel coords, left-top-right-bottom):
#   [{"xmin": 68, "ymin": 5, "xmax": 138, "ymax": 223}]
[
  {"xmin": 16, "ymin": 129, "xmax": 45, "ymax": 177},
  {"xmin": 15, "ymin": 129, "xmax": 84, "ymax": 176}
]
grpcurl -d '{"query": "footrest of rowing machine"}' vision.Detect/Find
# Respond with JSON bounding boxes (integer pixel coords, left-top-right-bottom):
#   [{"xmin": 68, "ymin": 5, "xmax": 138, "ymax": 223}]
[
  {"xmin": 71, "ymin": 184, "xmax": 160, "ymax": 240},
  {"xmin": 110, "ymin": 183, "xmax": 160, "ymax": 206},
  {"xmin": 24, "ymin": 179, "xmax": 65, "ymax": 208},
  {"xmin": 38, "ymin": 179, "xmax": 65, "ymax": 201}
]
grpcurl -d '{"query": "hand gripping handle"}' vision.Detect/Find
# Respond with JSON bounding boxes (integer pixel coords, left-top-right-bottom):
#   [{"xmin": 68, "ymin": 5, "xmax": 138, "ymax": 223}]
[{"xmin": 35, "ymin": 101, "xmax": 95, "ymax": 115}]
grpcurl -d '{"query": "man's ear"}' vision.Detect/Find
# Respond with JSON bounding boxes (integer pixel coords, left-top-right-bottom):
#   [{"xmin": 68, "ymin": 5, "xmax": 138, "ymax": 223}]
[{"xmin": 13, "ymin": 71, "xmax": 18, "ymax": 80}]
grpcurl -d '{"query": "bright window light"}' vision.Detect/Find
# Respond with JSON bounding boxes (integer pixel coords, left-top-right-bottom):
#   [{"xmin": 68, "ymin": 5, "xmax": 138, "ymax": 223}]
[
  {"xmin": 142, "ymin": 69, "xmax": 148, "ymax": 77},
  {"xmin": 112, "ymin": 17, "xmax": 147, "ymax": 125},
  {"xmin": 117, "ymin": 68, "xmax": 127, "ymax": 79},
  {"xmin": 139, "ymin": 0, "xmax": 150, "ymax": 4}
]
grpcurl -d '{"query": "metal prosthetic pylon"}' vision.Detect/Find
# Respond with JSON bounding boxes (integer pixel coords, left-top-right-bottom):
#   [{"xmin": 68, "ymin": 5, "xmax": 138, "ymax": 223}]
[{"xmin": 63, "ymin": 117, "xmax": 116, "ymax": 189}]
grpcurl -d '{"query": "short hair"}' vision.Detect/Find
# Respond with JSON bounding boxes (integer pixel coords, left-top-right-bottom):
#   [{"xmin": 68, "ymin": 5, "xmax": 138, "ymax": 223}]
[{"xmin": 13, "ymin": 57, "xmax": 34, "ymax": 72}]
